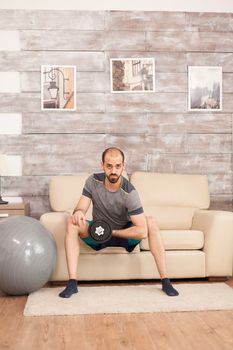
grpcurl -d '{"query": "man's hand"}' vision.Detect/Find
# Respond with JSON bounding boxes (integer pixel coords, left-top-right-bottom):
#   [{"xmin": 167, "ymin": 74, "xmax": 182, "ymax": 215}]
[{"xmin": 72, "ymin": 210, "xmax": 86, "ymax": 227}]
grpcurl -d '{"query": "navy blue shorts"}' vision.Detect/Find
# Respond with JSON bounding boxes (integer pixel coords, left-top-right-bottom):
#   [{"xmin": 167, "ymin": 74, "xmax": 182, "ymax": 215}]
[{"xmin": 81, "ymin": 220, "xmax": 141, "ymax": 253}]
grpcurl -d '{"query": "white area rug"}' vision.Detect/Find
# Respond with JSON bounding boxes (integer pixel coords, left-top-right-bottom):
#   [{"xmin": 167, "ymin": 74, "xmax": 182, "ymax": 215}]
[{"xmin": 23, "ymin": 283, "xmax": 233, "ymax": 316}]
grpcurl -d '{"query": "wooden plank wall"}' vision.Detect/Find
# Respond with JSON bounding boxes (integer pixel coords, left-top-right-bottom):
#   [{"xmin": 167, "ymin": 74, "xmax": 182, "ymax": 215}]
[{"xmin": 0, "ymin": 10, "xmax": 232, "ymax": 217}]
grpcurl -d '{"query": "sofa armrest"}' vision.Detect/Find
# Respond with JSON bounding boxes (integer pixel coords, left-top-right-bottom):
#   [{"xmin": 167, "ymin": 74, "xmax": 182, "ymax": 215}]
[
  {"xmin": 192, "ymin": 210, "xmax": 233, "ymax": 276},
  {"xmin": 40, "ymin": 212, "xmax": 69, "ymax": 241}
]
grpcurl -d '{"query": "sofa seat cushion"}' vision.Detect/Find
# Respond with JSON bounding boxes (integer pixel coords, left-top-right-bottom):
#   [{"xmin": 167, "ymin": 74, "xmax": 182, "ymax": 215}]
[
  {"xmin": 140, "ymin": 230, "xmax": 204, "ymax": 251},
  {"xmin": 79, "ymin": 237, "xmax": 140, "ymax": 254}
]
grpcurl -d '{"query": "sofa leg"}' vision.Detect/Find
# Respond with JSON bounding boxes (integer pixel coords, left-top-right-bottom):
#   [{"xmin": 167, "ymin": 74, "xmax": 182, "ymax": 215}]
[{"xmin": 208, "ymin": 277, "xmax": 228, "ymax": 282}]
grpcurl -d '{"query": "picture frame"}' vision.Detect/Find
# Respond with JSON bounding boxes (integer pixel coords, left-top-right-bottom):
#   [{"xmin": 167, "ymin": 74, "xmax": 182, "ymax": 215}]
[
  {"xmin": 41, "ymin": 65, "xmax": 76, "ymax": 111},
  {"xmin": 110, "ymin": 58, "xmax": 155, "ymax": 93},
  {"xmin": 188, "ymin": 66, "xmax": 222, "ymax": 111}
]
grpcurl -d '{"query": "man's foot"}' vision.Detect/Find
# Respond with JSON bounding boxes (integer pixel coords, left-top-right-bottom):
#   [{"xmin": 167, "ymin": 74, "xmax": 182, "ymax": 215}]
[
  {"xmin": 161, "ymin": 278, "xmax": 179, "ymax": 296},
  {"xmin": 59, "ymin": 279, "xmax": 78, "ymax": 298}
]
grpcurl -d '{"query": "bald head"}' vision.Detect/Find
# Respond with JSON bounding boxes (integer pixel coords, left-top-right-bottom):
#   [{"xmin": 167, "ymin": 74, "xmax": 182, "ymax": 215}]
[{"xmin": 102, "ymin": 148, "xmax": 124, "ymax": 164}]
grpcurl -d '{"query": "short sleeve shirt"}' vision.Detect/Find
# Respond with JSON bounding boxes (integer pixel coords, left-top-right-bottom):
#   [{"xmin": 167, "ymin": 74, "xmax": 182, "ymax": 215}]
[{"xmin": 82, "ymin": 173, "xmax": 144, "ymax": 230}]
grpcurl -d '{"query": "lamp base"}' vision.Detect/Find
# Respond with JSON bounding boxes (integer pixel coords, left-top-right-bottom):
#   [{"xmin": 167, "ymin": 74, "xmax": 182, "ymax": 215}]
[{"xmin": 0, "ymin": 196, "xmax": 8, "ymax": 205}]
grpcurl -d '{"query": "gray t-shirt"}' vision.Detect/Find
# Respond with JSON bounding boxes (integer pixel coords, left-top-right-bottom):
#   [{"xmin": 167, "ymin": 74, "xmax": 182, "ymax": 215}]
[{"xmin": 82, "ymin": 173, "xmax": 144, "ymax": 230}]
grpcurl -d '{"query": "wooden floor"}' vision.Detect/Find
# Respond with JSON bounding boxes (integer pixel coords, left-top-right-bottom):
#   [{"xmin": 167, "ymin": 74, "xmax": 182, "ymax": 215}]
[{"xmin": 0, "ymin": 279, "xmax": 232, "ymax": 350}]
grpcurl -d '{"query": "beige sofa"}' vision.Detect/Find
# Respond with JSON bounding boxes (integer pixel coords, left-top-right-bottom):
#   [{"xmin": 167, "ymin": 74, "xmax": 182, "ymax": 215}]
[{"xmin": 40, "ymin": 172, "xmax": 233, "ymax": 282}]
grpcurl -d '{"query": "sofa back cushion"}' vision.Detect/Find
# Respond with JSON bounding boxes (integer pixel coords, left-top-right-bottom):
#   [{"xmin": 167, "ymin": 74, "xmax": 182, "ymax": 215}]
[
  {"xmin": 130, "ymin": 172, "xmax": 210, "ymax": 229},
  {"xmin": 144, "ymin": 206, "xmax": 197, "ymax": 229},
  {"xmin": 50, "ymin": 174, "xmax": 90, "ymax": 213}
]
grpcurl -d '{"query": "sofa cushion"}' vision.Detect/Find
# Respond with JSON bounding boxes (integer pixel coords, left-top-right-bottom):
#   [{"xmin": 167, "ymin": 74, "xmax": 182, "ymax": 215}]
[
  {"xmin": 140, "ymin": 230, "xmax": 204, "ymax": 251},
  {"xmin": 130, "ymin": 172, "xmax": 210, "ymax": 208},
  {"xmin": 130, "ymin": 171, "xmax": 210, "ymax": 230},
  {"xmin": 49, "ymin": 174, "xmax": 90, "ymax": 213},
  {"xmin": 144, "ymin": 206, "xmax": 197, "ymax": 229}
]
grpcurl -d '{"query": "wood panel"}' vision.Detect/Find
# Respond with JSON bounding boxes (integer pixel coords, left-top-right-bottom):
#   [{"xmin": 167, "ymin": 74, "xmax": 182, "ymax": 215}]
[
  {"xmin": 106, "ymin": 11, "xmax": 186, "ymax": 31},
  {"xmin": 185, "ymin": 12, "xmax": 233, "ymax": 32},
  {"xmin": 0, "ymin": 93, "xmax": 106, "ymax": 112},
  {"xmin": 0, "ymin": 10, "xmax": 105, "ymax": 30},
  {"xmin": 20, "ymin": 30, "xmax": 146, "ymax": 51},
  {"xmin": 22, "ymin": 113, "xmax": 232, "ymax": 135},
  {"xmin": 208, "ymin": 174, "xmax": 232, "ymax": 194},
  {"xmin": 0, "ymin": 51, "xmax": 105, "ymax": 72},
  {"xmin": 210, "ymin": 195, "xmax": 233, "ymax": 211},
  {"xmin": 147, "ymin": 114, "xmax": 186, "ymax": 133},
  {"xmin": 148, "ymin": 113, "xmax": 232, "ymax": 134},
  {"xmin": 106, "ymin": 93, "xmax": 186, "ymax": 113},
  {"xmin": 185, "ymin": 114, "xmax": 232, "ymax": 133},
  {"xmin": 2, "ymin": 176, "xmax": 51, "ymax": 196},
  {"xmin": 187, "ymin": 52, "xmax": 233, "ymax": 72},
  {"xmin": 23, "ymin": 153, "xmax": 103, "ymax": 176},
  {"xmin": 23, "ymin": 196, "xmax": 51, "ymax": 219},
  {"xmin": 0, "ymin": 134, "xmax": 106, "ymax": 154},
  {"xmin": 187, "ymin": 134, "xmax": 232, "ymax": 154},
  {"xmin": 105, "ymin": 134, "xmax": 186, "ymax": 154},
  {"xmin": 146, "ymin": 32, "xmax": 187, "ymax": 52},
  {"xmin": 0, "ymin": 9, "xmax": 232, "ymax": 216},
  {"xmin": 146, "ymin": 31, "xmax": 233, "ymax": 52},
  {"xmin": 147, "ymin": 154, "xmax": 232, "ymax": 174},
  {"xmin": 23, "ymin": 113, "xmax": 148, "ymax": 134},
  {"xmin": 155, "ymin": 73, "xmax": 187, "ymax": 92}
]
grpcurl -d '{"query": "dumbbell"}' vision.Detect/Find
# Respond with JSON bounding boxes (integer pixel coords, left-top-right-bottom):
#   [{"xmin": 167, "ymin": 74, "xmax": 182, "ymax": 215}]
[{"xmin": 88, "ymin": 219, "xmax": 112, "ymax": 243}]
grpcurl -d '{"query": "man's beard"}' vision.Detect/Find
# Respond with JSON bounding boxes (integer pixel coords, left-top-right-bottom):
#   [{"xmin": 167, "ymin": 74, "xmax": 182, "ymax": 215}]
[{"xmin": 106, "ymin": 174, "xmax": 121, "ymax": 184}]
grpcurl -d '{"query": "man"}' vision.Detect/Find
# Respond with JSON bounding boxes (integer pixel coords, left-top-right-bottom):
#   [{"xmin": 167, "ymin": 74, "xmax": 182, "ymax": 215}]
[{"xmin": 59, "ymin": 147, "xmax": 179, "ymax": 298}]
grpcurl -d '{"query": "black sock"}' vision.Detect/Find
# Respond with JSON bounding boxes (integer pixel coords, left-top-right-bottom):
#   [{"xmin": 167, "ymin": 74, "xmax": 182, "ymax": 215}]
[
  {"xmin": 161, "ymin": 278, "xmax": 179, "ymax": 296},
  {"xmin": 59, "ymin": 279, "xmax": 78, "ymax": 298}
]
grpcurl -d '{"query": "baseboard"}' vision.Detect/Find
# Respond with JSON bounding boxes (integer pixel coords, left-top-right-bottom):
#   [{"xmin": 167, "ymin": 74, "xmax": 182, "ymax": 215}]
[{"xmin": 208, "ymin": 277, "xmax": 229, "ymax": 282}]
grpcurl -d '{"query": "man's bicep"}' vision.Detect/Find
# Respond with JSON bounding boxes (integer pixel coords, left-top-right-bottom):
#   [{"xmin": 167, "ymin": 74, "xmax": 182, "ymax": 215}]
[{"xmin": 130, "ymin": 213, "xmax": 147, "ymax": 229}]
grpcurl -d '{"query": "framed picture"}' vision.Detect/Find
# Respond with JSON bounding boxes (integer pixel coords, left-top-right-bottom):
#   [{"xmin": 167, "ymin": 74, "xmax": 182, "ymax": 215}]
[
  {"xmin": 188, "ymin": 66, "xmax": 222, "ymax": 111},
  {"xmin": 110, "ymin": 58, "xmax": 155, "ymax": 93},
  {"xmin": 41, "ymin": 65, "xmax": 76, "ymax": 111}
]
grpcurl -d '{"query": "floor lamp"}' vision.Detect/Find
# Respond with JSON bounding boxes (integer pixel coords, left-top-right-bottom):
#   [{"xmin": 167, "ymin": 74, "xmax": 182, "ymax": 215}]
[{"xmin": 0, "ymin": 154, "xmax": 9, "ymax": 204}]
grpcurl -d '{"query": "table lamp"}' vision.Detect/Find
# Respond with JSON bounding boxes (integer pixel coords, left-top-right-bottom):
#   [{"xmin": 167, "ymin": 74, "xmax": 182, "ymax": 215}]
[{"xmin": 0, "ymin": 154, "xmax": 9, "ymax": 204}]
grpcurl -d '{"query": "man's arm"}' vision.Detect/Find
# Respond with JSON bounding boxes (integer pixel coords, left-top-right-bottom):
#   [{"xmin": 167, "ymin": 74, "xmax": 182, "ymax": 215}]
[
  {"xmin": 73, "ymin": 195, "xmax": 91, "ymax": 215},
  {"xmin": 112, "ymin": 213, "xmax": 148, "ymax": 240},
  {"xmin": 72, "ymin": 195, "xmax": 91, "ymax": 226}
]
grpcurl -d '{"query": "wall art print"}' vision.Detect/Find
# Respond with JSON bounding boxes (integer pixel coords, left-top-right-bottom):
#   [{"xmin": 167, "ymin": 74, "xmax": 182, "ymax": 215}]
[
  {"xmin": 110, "ymin": 58, "xmax": 155, "ymax": 93},
  {"xmin": 41, "ymin": 65, "xmax": 76, "ymax": 111},
  {"xmin": 188, "ymin": 66, "xmax": 222, "ymax": 111}
]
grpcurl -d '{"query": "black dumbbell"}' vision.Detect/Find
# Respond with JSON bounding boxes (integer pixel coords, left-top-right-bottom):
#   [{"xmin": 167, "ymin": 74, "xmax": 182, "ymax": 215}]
[{"xmin": 88, "ymin": 220, "xmax": 112, "ymax": 243}]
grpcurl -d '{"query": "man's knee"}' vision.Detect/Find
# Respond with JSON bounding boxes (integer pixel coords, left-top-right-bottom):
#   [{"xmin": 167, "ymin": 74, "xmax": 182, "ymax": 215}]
[{"xmin": 66, "ymin": 216, "xmax": 89, "ymax": 238}]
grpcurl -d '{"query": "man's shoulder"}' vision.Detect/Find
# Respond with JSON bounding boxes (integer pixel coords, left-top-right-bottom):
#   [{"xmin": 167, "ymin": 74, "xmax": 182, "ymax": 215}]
[
  {"xmin": 93, "ymin": 172, "xmax": 105, "ymax": 183},
  {"xmin": 121, "ymin": 176, "xmax": 136, "ymax": 194}
]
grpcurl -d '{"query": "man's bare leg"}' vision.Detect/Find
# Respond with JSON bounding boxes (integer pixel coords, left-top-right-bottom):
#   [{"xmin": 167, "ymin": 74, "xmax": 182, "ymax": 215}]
[
  {"xmin": 146, "ymin": 216, "xmax": 179, "ymax": 296},
  {"xmin": 59, "ymin": 216, "xmax": 89, "ymax": 298}
]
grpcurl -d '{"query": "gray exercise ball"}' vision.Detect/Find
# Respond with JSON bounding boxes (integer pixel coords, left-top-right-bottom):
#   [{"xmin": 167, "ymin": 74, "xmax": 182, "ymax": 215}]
[{"xmin": 0, "ymin": 216, "xmax": 57, "ymax": 296}]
